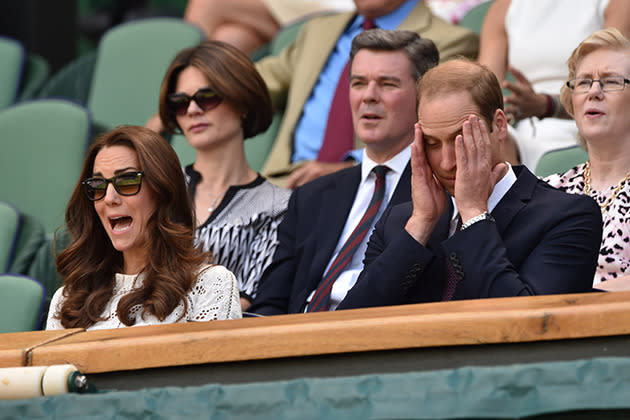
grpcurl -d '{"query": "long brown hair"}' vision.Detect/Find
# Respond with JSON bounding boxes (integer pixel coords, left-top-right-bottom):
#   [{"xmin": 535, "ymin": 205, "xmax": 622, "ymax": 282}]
[{"xmin": 56, "ymin": 125, "xmax": 209, "ymax": 328}]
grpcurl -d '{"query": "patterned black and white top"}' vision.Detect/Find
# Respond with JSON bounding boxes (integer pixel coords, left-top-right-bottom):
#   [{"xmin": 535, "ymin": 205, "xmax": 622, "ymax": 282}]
[
  {"xmin": 185, "ymin": 165, "xmax": 291, "ymax": 300},
  {"xmin": 545, "ymin": 163, "xmax": 630, "ymax": 285}
]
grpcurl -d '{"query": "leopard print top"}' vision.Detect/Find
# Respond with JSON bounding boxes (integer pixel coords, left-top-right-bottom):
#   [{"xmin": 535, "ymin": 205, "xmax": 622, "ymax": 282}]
[{"xmin": 545, "ymin": 163, "xmax": 630, "ymax": 285}]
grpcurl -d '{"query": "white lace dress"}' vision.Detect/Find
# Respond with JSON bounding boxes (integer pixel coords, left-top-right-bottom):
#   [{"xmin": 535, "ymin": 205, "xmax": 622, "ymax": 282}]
[{"xmin": 46, "ymin": 265, "xmax": 242, "ymax": 330}]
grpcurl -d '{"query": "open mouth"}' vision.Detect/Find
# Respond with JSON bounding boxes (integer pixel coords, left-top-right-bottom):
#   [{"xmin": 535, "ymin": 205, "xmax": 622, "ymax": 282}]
[
  {"xmin": 109, "ymin": 216, "xmax": 133, "ymax": 232},
  {"xmin": 362, "ymin": 114, "xmax": 382, "ymax": 120},
  {"xmin": 585, "ymin": 109, "xmax": 603, "ymax": 117}
]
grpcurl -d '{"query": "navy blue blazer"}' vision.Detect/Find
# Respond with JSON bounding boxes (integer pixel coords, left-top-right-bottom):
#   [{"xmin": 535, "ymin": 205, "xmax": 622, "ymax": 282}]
[
  {"xmin": 249, "ymin": 163, "xmax": 412, "ymax": 315},
  {"xmin": 338, "ymin": 165, "xmax": 603, "ymax": 310}
]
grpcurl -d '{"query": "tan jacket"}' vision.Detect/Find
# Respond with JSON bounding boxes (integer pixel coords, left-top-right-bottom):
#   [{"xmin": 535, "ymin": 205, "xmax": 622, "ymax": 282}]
[{"xmin": 256, "ymin": 1, "xmax": 479, "ymax": 178}]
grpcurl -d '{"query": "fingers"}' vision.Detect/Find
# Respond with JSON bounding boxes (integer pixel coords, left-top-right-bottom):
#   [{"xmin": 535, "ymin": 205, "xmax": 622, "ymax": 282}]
[
  {"xmin": 286, "ymin": 166, "xmax": 309, "ymax": 189},
  {"xmin": 413, "ymin": 123, "xmax": 428, "ymax": 167},
  {"xmin": 503, "ymin": 80, "xmax": 523, "ymax": 96},
  {"xmin": 458, "ymin": 115, "xmax": 491, "ymax": 172},
  {"xmin": 507, "ymin": 65, "xmax": 527, "ymax": 83},
  {"xmin": 412, "ymin": 123, "xmax": 433, "ymax": 182}
]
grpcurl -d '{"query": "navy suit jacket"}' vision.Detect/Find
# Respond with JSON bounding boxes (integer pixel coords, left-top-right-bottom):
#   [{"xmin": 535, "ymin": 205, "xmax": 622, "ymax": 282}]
[
  {"xmin": 338, "ymin": 166, "xmax": 603, "ymax": 309},
  {"xmin": 249, "ymin": 163, "xmax": 412, "ymax": 315}
]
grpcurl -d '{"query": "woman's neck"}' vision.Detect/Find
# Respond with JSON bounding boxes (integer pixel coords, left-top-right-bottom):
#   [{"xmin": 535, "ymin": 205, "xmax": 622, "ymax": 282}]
[
  {"xmin": 193, "ymin": 144, "xmax": 257, "ymax": 193},
  {"xmin": 587, "ymin": 140, "xmax": 630, "ymax": 191},
  {"xmin": 122, "ymin": 249, "xmax": 148, "ymax": 275}
]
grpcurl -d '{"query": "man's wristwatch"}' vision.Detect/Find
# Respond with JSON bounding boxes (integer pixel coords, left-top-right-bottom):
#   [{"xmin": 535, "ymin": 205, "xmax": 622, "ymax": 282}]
[{"xmin": 461, "ymin": 212, "xmax": 495, "ymax": 230}]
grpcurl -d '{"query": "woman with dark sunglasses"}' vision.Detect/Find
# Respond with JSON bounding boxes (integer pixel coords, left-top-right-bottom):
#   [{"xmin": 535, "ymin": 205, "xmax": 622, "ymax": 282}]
[
  {"xmin": 46, "ymin": 125, "xmax": 242, "ymax": 330},
  {"xmin": 156, "ymin": 40, "xmax": 290, "ymax": 311}
]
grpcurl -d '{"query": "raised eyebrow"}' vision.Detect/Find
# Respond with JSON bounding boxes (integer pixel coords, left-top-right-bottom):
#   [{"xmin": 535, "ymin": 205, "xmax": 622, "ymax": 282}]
[
  {"xmin": 349, "ymin": 75, "xmax": 402, "ymax": 84},
  {"xmin": 91, "ymin": 167, "xmax": 138, "ymax": 177},
  {"xmin": 114, "ymin": 167, "xmax": 139, "ymax": 175},
  {"xmin": 377, "ymin": 76, "xmax": 402, "ymax": 84},
  {"xmin": 575, "ymin": 71, "xmax": 621, "ymax": 79}
]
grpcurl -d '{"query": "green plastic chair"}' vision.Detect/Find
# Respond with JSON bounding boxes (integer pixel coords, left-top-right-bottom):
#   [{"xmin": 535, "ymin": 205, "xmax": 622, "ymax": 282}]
[
  {"xmin": 18, "ymin": 53, "xmax": 51, "ymax": 101},
  {"xmin": 0, "ymin": 201, "xmax": 21, "ymax": 273},
  {"xmin": 0, "ymin": 274, "xmax": 45, "ymax": 332},
  {"xmin": 0, "ymin": 99, "xmax": 91, "ymax": 235},
  {"xmin": 535, "ymin": 145, "xmax": 589, "ymax": 177},
  {"xmin": 458, "ymin": 1, "xmax": 492, "ymax": 35},
  {"xmin": 38, "ymin": 51, "xmax": 97, "ymax": 105},
  {"xmin": 88, "ymin": 18, "xmax": 204, "ymax": 133},
  {"xmin": 0, "ymin": 35, "xmax": 25, "ymax": 110}
]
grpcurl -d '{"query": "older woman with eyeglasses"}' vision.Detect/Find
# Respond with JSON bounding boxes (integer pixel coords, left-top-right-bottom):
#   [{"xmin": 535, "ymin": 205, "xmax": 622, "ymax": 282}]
[
  {"xmin": 546, "ymin": 28, "xmax": 630, "ymax": 291},
  {"xmin": 46, "ymin": 126, "xmax": 241, "ymax": 330},
  {"xmin": 158, "ymin": 41, "xmax": 290, "ymax": 311}
]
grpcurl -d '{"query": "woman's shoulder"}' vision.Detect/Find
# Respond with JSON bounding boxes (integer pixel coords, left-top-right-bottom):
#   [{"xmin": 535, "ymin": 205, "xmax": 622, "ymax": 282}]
[
  {"xmin": 543, "ymin": 163, "xmax": 585, "ymax": 191},
  {"xmin": 194, "ymin": 264, "xmax": 238, "ymax": 288},
  {"xmin": 234, "ymin": 177, "xmax": 291, "ymax": 213}
]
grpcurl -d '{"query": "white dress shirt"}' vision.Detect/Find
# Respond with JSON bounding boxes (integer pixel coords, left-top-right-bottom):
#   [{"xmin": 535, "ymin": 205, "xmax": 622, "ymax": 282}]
[{"xmin": 306, "ymin": 145, "xmax": 411, "ymax": 311}]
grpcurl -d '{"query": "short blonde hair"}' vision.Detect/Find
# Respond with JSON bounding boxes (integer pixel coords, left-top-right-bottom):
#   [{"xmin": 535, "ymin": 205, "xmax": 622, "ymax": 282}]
[{"xmin": 561, "ymin": 28, "xmax": 630, "ymax": 117}]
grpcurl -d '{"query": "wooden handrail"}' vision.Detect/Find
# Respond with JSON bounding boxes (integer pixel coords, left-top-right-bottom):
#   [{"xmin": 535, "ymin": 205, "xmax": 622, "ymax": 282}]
[{"xmin": 2, "ymin": 291, "xmax": 630, "ymax": 373}]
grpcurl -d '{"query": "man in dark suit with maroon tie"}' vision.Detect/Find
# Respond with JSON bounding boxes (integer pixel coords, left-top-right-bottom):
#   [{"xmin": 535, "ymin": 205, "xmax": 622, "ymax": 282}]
[
  {"xmin": 248, "ymin": 29, "xmax": 439, "ymax": 314},
  {"xmin": 338, "ymin": 59, "xmax": 603, "ymax": 310}
]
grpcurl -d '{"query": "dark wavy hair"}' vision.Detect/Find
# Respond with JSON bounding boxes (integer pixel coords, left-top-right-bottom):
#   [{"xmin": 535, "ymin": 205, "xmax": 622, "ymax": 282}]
[
  {"xmin": 159, "ymin": 40, "xmax": 272, "ymax": 138},
  {"xmin": 55, "ymin": 125, "xmax": 210, "ymax": 328}
]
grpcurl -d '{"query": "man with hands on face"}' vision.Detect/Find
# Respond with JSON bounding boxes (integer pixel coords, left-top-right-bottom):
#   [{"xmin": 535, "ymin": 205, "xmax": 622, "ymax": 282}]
[{"xmin": 338, "ymin": 59, "xmax": 603, "ymax": 310}]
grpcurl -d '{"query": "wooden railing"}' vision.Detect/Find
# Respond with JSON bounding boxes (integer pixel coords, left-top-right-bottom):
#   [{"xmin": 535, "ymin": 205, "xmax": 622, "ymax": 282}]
[{"xmin": 2, "ymin": 291, "xmax": 630, "ymax": 377}]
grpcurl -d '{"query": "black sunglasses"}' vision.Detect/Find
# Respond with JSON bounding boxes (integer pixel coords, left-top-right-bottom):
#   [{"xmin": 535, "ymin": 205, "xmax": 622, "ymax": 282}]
[
  {"xmin": 166, "ymin": 87, "xmax": 223, "ymax": 116},
  {"xmin": 82, "ymin": 171, "xmax": 144, "ymax": 201}
]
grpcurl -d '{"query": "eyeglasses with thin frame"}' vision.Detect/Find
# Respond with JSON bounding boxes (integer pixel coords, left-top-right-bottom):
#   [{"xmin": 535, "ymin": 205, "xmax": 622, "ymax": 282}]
[
  {"xmin": 566, "ymin": 75, "xmax": 630, "ymax": 93},
  {"xmin": 166, "ymin": 87, "xmax": 223, "ymax": 115},
  {"xmin": 82, "ymin": 171, "xmax": 144, "ymax": 201}
]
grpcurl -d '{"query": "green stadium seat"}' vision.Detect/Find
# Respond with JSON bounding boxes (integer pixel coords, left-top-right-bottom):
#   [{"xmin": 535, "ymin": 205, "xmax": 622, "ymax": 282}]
[
  {"xmin": 0, "ymin": 273, "xmax": 45, "ymax": 332},
  {"xmin": 535, "ymin": 145, "xmax": 589, "ymax": 177},
  {"xmin": 0, "ymin": 36, "xmax": 25, "ymax": 110},
  {"xmin": 88, "ymin": 18, "xmax": 204, "ymax": 133},
  {"xmin": 0, "ymin": 99, "xmax": 91, "ymax": 235}
]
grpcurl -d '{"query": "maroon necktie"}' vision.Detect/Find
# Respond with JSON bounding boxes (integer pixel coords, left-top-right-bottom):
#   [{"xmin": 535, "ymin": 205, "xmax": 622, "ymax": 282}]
[
  {"xmin": 442, "ymin": 215, "xmax": 463, "ymax": 301},
  {"xmin": 316, "ymin": 18, "xmax": 377, "ymax": 163},
  {"xmin": 307, "ymin": 165, "xmax": 388, "ymax": 312}
]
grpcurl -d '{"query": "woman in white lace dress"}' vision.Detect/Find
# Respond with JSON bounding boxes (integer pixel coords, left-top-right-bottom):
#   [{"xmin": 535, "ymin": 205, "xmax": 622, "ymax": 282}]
[
  {"xmin": 46, "ymin": 126, "xmax": 241, "ymax": 330},
  {"xmin": 545, "ymin": 29, "xmax": 630, "ymax": 291}
]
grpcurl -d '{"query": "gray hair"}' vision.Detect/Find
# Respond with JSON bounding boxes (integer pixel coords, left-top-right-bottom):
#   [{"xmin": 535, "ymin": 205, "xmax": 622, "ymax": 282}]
[{"xmin": 350, "ymin": 29, "xmax": 440, "ymax": 81}]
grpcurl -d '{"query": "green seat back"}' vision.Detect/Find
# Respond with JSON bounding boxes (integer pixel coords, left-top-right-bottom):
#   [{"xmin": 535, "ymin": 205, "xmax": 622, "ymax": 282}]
[
  {"xmin": 0, "ymin": 99, "xmax": 91, "ymax": 234},
  {"xmin": 535, "ymin": 145, "xmax": 589, "ymax": 177},
  {"xmin": 170, "ymin": 133, "xmax": 196, "ymax": 167},
  {"xmin": 245, "ymin": 112, "xmax": 283, "ymax": 172},
  {"xmin": 38, "ymin": 51, "xmax": 97, "ymax": 105},
  {"xmin": 0, "ymin": 274, "xmax": 45, "ymax": 332},
  {"xmin": 458, "ymin": 1, "xmax": 492, "ymax": 35},
  {"xmin": 18, "ymin": 53, "xmax": 51, "ymax": 101},
  {"xmin": 0, "ymin": 36, "xmax": 25, "ymax": 110},
  {"xmin": 88, "ymin": 18, "xmax": 204, "ymax": 132},
  {"xmin": 0, "ymin": 201, "xmax": 20, "ymax": 272}
]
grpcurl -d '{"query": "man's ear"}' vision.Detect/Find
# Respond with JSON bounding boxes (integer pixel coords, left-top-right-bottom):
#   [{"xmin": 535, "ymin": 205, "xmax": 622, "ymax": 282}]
[{"xmin": 493, "ymin": 109, "xmax": 508, "ymax": 142}]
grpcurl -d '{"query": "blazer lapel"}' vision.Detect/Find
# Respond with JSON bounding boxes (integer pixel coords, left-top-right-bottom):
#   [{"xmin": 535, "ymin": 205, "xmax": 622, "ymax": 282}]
[
  {"xmin": 388, "ymin": 162, "xmax": 412, "ymax": 208},
  {"xmin": 309, "ymin": 167, "xmax": 362, "ymax": 287},
  {"xmin": 489, "ymin": 166, "xmax": 536, "ymax": 234}
]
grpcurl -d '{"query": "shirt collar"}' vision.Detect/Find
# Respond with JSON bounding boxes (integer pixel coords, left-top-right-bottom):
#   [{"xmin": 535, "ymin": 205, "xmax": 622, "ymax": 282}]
[
  {"xmin": 360, "ymin": 145, "xmax": 411, "ymax": 182},
  {"xmin": 350, "ymin": 0, "xmax": 419, "ymax": 31}
]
